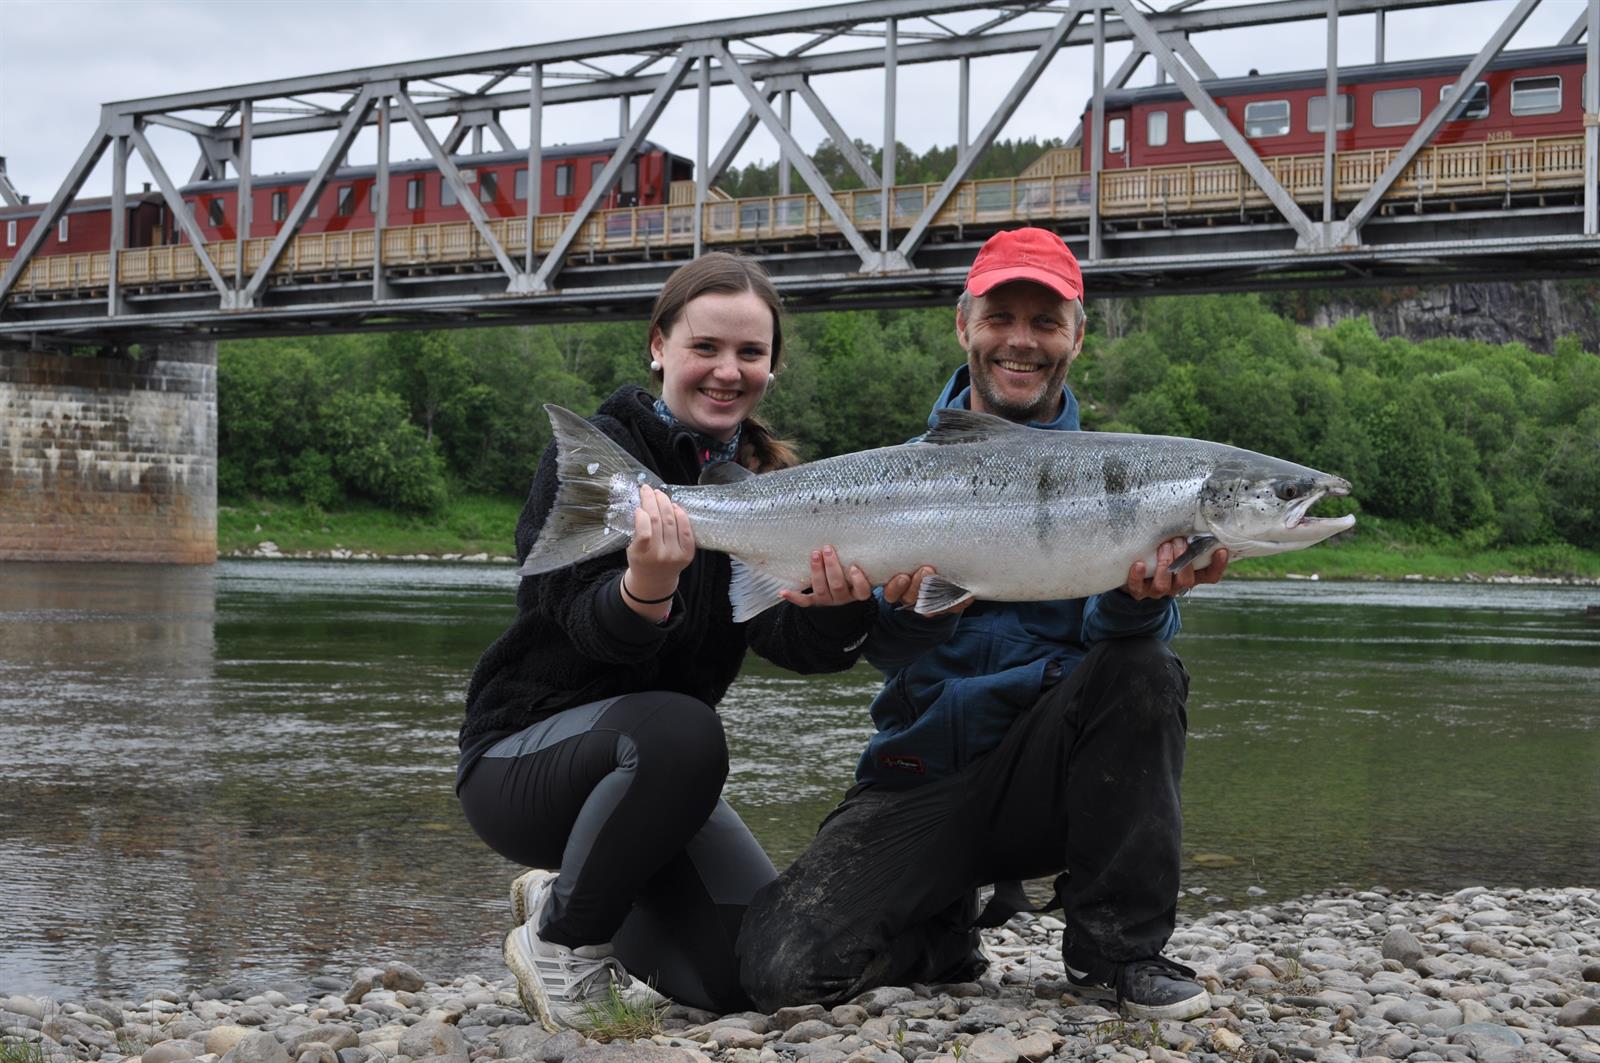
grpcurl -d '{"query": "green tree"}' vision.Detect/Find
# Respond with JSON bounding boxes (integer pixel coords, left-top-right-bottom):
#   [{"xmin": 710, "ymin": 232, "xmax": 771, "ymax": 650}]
[
  {"xmin": 1543, "ymin": 405, "xmax": 1600, "ymax": 549},
  {"xmin": 320, "ymin": 389, "xmax": 449, "ymax": 512},
  {"xmin": 217, "ymin": 341, "xmax": 332, "ymax": 502}
]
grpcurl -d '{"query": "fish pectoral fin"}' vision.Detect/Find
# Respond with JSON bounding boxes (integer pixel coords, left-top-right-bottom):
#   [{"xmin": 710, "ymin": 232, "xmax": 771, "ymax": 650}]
[
  {"xmin": 728, "ymin": 557, "xmax": 797, "ymax": 623},
  {"xmin": 1167, "ymin": 535, "xmax": 1219, "ymax": 575},
  {"xmin": 914, "ymin": 574, "xmax": 975, "ymax": 615},
  {"xmin": 699, "ymin": 460, "xmax": 756, "ymax": 486}
]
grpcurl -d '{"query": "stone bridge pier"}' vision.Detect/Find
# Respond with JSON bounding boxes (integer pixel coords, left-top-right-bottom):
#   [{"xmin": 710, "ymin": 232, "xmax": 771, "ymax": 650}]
[{"xmin": 0, "ymin": 341, "xmax": 216, "ymax": 563}]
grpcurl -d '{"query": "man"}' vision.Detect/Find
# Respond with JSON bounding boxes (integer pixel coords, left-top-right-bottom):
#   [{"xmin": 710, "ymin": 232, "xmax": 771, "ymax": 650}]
[{"xmin": 740, "ymin": 227, "xmax": 1229, "ymax": 1021}]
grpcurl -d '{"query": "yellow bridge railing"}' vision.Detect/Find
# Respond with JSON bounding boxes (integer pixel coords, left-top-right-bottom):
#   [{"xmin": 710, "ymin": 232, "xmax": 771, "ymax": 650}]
[{"xmin": 1, "ymin": 135, "xmax": 1585, "ymax": 297}]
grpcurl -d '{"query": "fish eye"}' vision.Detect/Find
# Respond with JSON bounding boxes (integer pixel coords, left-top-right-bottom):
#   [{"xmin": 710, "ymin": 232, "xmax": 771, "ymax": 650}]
[{"xmin": 1276, "ymin": 483, "xmax": 1301, "ymax": 502}]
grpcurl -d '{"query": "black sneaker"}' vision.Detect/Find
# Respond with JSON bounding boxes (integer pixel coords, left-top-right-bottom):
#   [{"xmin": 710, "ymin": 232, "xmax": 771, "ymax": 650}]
[{"xmin": 1067, "ymin": 955, "xmax": 1210, "ymax": 1021}]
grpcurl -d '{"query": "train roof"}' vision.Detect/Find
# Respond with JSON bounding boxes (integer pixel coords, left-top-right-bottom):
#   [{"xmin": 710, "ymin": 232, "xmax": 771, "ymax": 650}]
[
  {"xmin": 179, "ymin": 138, "xmax": 680, "ymax": 194},
  {"xmin": 1101, "ymin": 43, "xmax": 1588, "ymax": 109},
  {"xmin": 0, "ymin": 192, "xmax": 165, "ymax": 220}
]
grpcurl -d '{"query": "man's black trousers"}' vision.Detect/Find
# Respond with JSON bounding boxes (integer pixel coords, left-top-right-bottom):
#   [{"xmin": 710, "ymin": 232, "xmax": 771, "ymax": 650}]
[{"xmin": 740, "ymin": 637, "xmax": 1189, "ymax": 1011}]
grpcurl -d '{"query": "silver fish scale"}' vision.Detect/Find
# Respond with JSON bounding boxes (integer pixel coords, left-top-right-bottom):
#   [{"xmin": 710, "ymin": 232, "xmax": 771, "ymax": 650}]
[{"xmin": 670, "ymin": 434, "xmax": 1224, "ymax": 601}]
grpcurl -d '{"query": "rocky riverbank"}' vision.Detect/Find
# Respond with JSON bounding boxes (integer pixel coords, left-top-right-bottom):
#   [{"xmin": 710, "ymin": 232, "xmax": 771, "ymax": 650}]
[{"xmin": 5, "ymin": 887, "xmax": 1598, "ymax": 1063}]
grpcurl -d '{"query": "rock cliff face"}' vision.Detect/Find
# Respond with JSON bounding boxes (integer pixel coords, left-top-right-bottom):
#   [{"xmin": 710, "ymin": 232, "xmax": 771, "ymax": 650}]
[{"xmin": 1299, "ymin": 281, "xmax": 1600, "ymax": 354}]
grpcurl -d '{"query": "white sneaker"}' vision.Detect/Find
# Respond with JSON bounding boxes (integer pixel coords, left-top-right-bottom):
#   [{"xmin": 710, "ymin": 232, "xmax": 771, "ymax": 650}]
[
  {"xmin": 503, "ymin": 869, "xmax": 667, "ymax": 1030},
  {"xmin": 510, "ymin": 868, "xmax": 552, "ymax": 928}
]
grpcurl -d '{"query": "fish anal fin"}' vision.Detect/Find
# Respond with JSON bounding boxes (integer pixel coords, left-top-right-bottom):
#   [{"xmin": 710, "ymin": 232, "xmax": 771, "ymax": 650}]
[
  {"xmin": 728, "ymin": 557, "xmax": 798, "ymax": 623},
  {"xmin": 1168, "ymin": 535, "xmax": 1219, "ymax": 575},
  {"xmin": 923, "ymin": 408, "xmax": 1033, "ymax": 446},
  {"xmin": 915, "ymin": 574, "xmax": 975, "ymax": 615}
]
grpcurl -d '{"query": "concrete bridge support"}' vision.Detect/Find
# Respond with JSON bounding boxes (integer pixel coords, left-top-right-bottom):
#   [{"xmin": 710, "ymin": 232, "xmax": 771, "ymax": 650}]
[{"xmin": 0, "ymin": 340, "xmax": 216, "ymax": 563}]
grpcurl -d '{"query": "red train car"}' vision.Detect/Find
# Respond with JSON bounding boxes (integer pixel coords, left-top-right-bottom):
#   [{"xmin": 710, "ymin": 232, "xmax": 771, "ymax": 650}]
[
  {"xmin": 1, "ymin": 192, "xmax": 167, "ymax": 257},
  {"xmin": 177, "ymin": 138, "xmax": 690, "ymax": 242},
  {"xmin": 1082, "ymin": 44, "xmax": 1587, "ymax": 169}
]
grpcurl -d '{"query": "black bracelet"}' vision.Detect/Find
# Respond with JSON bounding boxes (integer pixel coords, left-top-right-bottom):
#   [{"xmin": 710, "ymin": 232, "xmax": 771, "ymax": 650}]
[{"xmin": 621, "ymin": 576, "xmax": 675, "ymax": 605}]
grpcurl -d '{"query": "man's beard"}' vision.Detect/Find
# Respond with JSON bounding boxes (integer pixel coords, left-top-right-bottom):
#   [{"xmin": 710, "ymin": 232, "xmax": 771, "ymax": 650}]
[{"xmin": 970, "ymin": 349, "xmax": 1068, "ymax": 424}]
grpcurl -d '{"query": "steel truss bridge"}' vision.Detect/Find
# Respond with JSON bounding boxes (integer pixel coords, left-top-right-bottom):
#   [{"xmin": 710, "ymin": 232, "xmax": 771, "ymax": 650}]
[{"xmin": 0, "ymin": 0, "xmax": 1597, "ymax": 346}]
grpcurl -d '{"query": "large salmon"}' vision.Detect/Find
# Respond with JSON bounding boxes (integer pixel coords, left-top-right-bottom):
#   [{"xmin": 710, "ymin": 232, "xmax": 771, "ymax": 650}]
[{"xmin": 521, "ymin": 405, "xmax": 1355, "ymax": 621}]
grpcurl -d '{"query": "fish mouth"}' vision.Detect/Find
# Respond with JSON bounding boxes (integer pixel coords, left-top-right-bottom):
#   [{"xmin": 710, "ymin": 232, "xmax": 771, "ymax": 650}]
[{"xmin": 1282, "ymin": 479, "xmax": 1355, "ymax": 536}]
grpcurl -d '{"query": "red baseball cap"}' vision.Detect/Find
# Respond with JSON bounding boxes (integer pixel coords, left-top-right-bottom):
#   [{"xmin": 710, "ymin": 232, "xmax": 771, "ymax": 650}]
[{"xmin": 965, "ymin": 227, "xmax": 1083, "ymax": 302}]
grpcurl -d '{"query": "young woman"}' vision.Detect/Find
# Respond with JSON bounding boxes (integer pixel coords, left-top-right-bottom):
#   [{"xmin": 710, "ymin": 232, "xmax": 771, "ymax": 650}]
[{"xmin": 456, "ymin": 252, "xmax": 881, "ymax": 1029}]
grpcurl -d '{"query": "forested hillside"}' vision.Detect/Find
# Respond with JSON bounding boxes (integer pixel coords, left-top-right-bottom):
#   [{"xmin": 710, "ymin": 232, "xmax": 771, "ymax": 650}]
[{"xmin": 218, "ymin": 292, "xmax": 1600, "ymax": 555}]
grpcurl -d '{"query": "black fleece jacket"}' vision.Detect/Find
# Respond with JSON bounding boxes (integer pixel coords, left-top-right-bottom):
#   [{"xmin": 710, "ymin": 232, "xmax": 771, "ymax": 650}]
[{"xmin": 458, "ymin": 385, "xmax": 877, "ymax": 770}]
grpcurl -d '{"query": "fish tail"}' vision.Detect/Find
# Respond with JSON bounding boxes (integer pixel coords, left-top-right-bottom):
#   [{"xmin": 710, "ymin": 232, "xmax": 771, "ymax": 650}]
[{"xmin": 518, "ymin": 405, "xmax": 667, "ymax": 577}]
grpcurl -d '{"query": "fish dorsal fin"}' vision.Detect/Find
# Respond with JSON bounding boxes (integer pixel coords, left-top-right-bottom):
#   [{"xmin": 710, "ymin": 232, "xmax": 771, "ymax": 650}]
[
  {"xmin": 699, "ymin": 460, "xmax": 756, "ymax": 486},
  {"xmin": 923, "ymin": 408, "xmax": 1033, "ymax": 446},
  {"xmin": 728, "ymin": 556, "xmax": 801, "ymax": 623}
]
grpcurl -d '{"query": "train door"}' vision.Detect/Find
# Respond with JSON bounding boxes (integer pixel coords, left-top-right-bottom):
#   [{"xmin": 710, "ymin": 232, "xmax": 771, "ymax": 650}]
[
  {"xmin": 1103, "ymin": 110, "xmax": 1131, "ymax": 169},
  {"xmin": 617, "ymin": 157, "xmax": 638, "ymax": 208}
]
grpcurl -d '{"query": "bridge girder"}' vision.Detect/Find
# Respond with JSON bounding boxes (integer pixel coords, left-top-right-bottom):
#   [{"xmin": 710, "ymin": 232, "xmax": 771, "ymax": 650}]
[{"xmin": 1, "ymin": 0, "xmax": 1597, "ymax": 342}]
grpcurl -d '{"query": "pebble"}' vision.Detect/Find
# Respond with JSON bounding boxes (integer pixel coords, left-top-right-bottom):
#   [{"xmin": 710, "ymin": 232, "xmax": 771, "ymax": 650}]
[{"xmin": 9, "ymin": 887, "xmax": 1599, "ymax": 1063}]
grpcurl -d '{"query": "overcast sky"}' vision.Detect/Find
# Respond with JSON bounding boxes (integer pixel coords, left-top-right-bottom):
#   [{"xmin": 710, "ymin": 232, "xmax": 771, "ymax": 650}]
[{"xmin": 0, "ymin": 0, "xmax": 1587, "ymax": 204}]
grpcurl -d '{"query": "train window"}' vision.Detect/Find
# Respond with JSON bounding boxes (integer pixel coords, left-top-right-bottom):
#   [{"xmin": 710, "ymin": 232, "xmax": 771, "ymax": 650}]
[
  {"xmin": 337, "ymin": 186, "xmax": 356, "ymax": 216},
  {"xmin": 1441, "ymin": 81, "xmax": 1490, "ymax": 120},
  {"xmin": 1244, "ymin": 100, "xmax": 1291, "ymax": 137},
  {"xmin": 480, "ymin": 172, "xmax": 498, "ymax": 203},
  {"xmin": 5, "ymin": 220, "xmax": 14, "ymax": 246},
  {"xmin": 590, "ymin": 160, "xmax": 606, "ymax": 192},
  {"xmin": 1510, "ymin": 76, "xmax": 1561, "ymax": 116},
  {"xmin": 1307, "ymin": 94, "xmax": 1355, "ymax": 132},
  {"xmin": 58, "ymin": 216, "xmax": 69, "ymax": 242},
  {"xmin": 555, "ymin": 164, "xmax": 574, "ymax": 197},
  {"xmin": 209, "ymin": 199, "xmax": 226, "ymax": 227},
  {"xmin": 1147, "ymin": 111, "xmax": 1168, "ymax": 148},
  {"xmin": 514, "ymin": 168, "xmax": 528, "ymax": 201},
  {"xmin": 407, "ymin": 178, "xmax": 425, "ymax": 210},
  {"xmin": 441, "ymin": 180, "xmax": 458, "ymax": 207},
  {"xmin": 1107, "ymin": 118, "xmax": 1126, "ymax": 154},
  {"xmin": 620, "ymin": 161, "xmax": 637, "ymax": 195},
  {"xmin": 1183, "ymin": 107, "xmax": 1225, "ymax": 143},
  {"xmin": 271, "ymin": 191, "xmax": 288, "ymax": 222},
  {"xmin": 1372, "ymin": 87, "xmax": 1421, "ymax": 128}
]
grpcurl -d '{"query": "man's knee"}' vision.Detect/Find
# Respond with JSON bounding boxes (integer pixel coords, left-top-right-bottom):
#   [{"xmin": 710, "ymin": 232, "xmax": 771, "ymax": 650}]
[
  {"xmin": 740, "ymin": 889, "xmax": 864, "ymax": 1011},
  {"xmin": 1074, "ymin": 637, "xmax": 1189, "ymax": 726}
]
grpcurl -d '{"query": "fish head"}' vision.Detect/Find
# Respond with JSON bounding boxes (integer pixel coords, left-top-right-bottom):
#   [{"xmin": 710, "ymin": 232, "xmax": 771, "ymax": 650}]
[{"xmin": 1198, "ymin": 458, "xmax": 1356, "ymax": 559}]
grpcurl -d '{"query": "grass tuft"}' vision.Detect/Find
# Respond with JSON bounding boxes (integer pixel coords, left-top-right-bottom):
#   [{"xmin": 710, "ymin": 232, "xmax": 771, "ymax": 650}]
[
  {"xmin": 0, "ymin": 1039, "xmax": 49, "ymax": 1063},
  {"xmin": 1088, "ymin": 1019, "xmax": 1162, "ymax": 1049},
  {"xmin": 575, "ymin": 982, "xmax": 666, "ymax": 1043}
]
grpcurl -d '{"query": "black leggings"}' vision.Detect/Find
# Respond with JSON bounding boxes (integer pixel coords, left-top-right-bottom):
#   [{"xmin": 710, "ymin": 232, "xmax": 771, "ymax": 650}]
[{"xmin": 458, "ymin": 692, "xmax": 776, "ymax": 1012}]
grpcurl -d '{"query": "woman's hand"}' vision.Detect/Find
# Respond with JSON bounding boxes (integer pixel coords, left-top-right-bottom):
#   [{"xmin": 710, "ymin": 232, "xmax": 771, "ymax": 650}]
[
  {"xmin": 780, "ymin": 545, "xmax": 873, "ymax": 608},
  {"xmin": 622, "ymin": 485, "xmax": 695, "ymax": 618},
  {"xmin": 883, "ymin": 565, "xmax": 975, "ymax": 617}
]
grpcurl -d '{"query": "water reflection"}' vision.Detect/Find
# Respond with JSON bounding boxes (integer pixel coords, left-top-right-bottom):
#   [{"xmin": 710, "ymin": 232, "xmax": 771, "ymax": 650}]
[{"xmin": 0, "ymin": 562, "xmax": 1596, "ymax": 1001}]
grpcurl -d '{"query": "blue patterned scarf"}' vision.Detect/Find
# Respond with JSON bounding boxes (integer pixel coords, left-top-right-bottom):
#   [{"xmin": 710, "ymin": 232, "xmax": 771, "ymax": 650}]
[{"xmin": 653, "ymin": 398, "xmax": 742, "ymax": 468}]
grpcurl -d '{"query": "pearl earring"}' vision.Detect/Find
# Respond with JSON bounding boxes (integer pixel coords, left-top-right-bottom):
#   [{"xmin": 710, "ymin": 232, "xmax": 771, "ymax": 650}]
[
  {"xmin": 767, "ymin": 373, "xmax": 776, "ymax": 386},
  {"xmin": 649, "ymin": 359, "xmax": 662, "ymax": 372}
]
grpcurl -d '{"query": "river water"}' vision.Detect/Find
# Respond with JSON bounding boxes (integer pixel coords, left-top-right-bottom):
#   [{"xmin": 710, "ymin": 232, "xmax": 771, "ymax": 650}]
[{"xmin": 1, "ymin": 561, "xmax": 1596, "ymax": 1000}]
